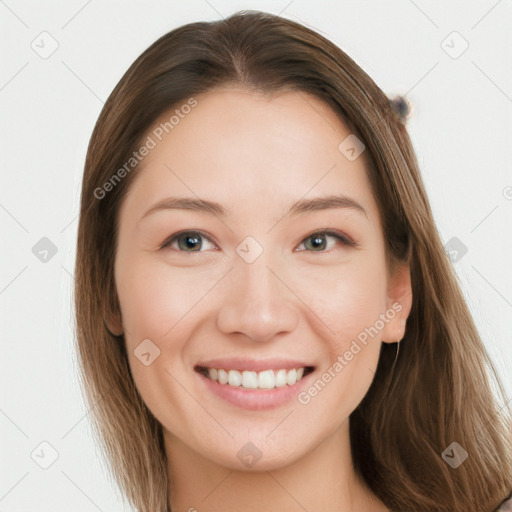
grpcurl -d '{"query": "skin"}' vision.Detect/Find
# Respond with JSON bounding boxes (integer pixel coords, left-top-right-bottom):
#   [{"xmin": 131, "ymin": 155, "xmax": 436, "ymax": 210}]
[{"xmin": 110, "ymin": 85, "xmax": 412, "ymax": 512}]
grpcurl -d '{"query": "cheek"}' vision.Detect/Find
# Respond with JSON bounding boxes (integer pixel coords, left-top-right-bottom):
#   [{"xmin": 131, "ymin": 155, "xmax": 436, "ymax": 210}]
[
  {"xmin": 303, "ymin": 255, "xmax": 388, "ymax": 347},
  {"xmin": 115, "ymin": 260, "xmax": 210, "ymax": 435},
  {"xmin": 116, "ymin": 257, "xmax": 217, "ymax": 344},
  {"xmin": 297, "ymin": 257, "xmax": 387, "ymax": 408},
  {"xmin": 297, "ymin": 279, "xmax": 385, "ymax": 425}
]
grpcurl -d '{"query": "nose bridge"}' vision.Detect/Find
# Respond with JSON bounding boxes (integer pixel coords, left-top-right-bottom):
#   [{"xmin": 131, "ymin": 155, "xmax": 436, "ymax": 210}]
[
  {"xmin": 215, "ymin": 246, "xmax": 298, "ymax": 342},
  {"xmin": 241, "ymin": 253, "xmax": 279, "ymax": 307}
]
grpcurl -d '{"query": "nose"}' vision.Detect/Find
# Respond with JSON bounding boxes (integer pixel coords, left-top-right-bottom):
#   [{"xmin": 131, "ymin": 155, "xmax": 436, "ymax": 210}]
[{"xmin": 216, "ymin": 256, "xmax": 299, "ymax": 343}]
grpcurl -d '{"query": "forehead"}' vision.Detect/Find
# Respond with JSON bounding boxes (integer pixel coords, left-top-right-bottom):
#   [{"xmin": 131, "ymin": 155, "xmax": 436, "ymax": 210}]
[{"xmin": 119, "ymin": 86, "xmax": 379, "ymax": 227}]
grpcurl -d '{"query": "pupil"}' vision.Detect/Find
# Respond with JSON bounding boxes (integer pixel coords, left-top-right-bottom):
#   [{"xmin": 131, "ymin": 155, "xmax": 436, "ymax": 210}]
[
  {"xmin": 310, "ymin": 235, "xmax": 326, "ymax": 250},
  {"xmin": 181, "ymin": 234, "xmax": 200, "ymax": 250}
]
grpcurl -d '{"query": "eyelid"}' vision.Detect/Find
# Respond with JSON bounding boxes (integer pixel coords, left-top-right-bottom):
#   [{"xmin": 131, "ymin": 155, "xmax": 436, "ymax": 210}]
[{"xmin": 305, "ymin": 228, "xmax": 355, "ymax": 244}]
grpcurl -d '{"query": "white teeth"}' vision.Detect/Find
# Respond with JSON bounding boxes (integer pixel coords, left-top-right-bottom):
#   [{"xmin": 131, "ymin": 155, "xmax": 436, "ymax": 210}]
[
  {"xmin": 241, "ymin": 371, "xmax": 258, "ymax": 389},
  {"xmin": 218, "ymin": 369, "xmax": 228, "ymax": 384},
  {"xmin": 258, "ymin": 370, "xmax": 275, "ymax": 389},
  {"xmin": 204, "ymin": 367, "xmax": 309, "ymax": 389},
  {"xmin": 228, "ymin": 370, "xmax": 242, "ymax": 387},
  {"xmin": 286, "ymin": 368, "xmax": 297, "ymax": 386},
  {"xmin": 275, "ymin": 369, "xmax": 287, "ymax": 387}
]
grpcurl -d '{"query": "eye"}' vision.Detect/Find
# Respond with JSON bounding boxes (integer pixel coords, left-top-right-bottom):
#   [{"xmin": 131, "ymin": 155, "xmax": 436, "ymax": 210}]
[
  {"xmin": 160, "ymin": 229, "xmax": 356, "ymax": 254},
  {"xmin": 296, "ymin": 230, "xmax": 356, "ymax": 252},
  {"xmin": 160, "ymin": 230, "xmax": 217, "ymax": 252}
]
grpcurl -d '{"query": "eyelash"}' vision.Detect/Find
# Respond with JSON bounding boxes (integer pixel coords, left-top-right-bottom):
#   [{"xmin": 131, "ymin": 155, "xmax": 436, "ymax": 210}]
[{"xmin": 160, "ymin": 229, "xmax": 357, "ymax": 253}]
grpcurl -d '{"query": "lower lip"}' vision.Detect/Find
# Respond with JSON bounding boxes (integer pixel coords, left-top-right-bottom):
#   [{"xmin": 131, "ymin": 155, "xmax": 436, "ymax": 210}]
[{"xmin": 196, "ymin": 370, "xmax": 313, "ymax": 411}]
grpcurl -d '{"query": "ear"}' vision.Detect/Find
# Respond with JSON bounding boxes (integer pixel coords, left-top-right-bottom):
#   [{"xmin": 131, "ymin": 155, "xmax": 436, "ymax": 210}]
[
  {"xmin": 381, "ymin": 262, "xmax": 413, "ymax": 344},
  {"xmin": 104, "ymin": 304, "xmax": 123, "ymax": 337}
]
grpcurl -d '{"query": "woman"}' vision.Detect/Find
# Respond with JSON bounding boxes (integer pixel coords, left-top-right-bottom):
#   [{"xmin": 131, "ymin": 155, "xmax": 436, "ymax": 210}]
[{"xmin": 74, "ymin": 10, "xmax": 512, "ymax": 512}]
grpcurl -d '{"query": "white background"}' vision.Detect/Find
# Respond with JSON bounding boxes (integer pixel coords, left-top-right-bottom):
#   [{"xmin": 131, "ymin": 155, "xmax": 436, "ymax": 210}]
[{"xmin": 1, "ymin": 1, "xmax": 511, "ymax": 510}]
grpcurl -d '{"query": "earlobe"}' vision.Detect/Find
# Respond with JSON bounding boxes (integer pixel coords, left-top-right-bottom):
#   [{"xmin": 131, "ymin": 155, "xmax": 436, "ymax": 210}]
[
  {"xmin": 104, "ymin": 310, "xmax": 123, "ymax": 337},
  {"xmin": 381, "ymin": 262, "xmax": 413, "ymax": 344},
  {"xmin": 104, "ymin": 285, "xmax": 124, "ymax": 336}
]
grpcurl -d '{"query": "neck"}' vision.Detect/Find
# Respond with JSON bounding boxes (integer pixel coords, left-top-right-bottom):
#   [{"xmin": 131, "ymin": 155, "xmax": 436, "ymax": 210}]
[{"xmin": 165, "ymin": 419, "xmax": 388, "ymax": 512}]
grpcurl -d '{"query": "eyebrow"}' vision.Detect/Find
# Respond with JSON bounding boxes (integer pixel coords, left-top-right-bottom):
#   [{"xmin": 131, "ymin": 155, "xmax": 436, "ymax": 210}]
[{"xmin": 140, "ymin": 194, "xmax": 368, "ymax": 221}]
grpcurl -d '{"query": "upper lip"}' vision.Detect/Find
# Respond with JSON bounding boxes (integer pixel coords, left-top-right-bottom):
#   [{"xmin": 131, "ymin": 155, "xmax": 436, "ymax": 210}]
[{"xmin": 195, "ymin": 358, "xmax": 315, "ymax": 372}]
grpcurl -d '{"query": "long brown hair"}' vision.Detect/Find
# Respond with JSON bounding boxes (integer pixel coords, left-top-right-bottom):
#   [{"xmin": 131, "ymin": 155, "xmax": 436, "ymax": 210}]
[{"xmin": 74, "ymin": 10, "xmax": 512, "ymax": 511}]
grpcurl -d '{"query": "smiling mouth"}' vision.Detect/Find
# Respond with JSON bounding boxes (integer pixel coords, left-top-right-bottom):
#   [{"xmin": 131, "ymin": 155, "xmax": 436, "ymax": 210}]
[{"xmin": 194, "ymin": 365, "xmax": 315, "ymax": 390}]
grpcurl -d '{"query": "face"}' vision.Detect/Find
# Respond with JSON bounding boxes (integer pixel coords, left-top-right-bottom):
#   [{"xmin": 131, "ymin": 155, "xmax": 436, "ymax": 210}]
[{"xmin": 112, "ymin": 86, "xmax": 410, "ymax": 472}]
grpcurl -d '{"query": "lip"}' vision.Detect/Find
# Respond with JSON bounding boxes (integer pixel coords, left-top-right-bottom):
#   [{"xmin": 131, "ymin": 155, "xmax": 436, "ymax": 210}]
[{"xmin": 194, "ymin": 362, "xmax": 315, "ymax": 411}]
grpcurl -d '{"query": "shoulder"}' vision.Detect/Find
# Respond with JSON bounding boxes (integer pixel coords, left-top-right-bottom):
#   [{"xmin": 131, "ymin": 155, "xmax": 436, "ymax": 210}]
[{"xmin": 496, "ymin": 491, "xmax": 512, "ymax": 512}]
